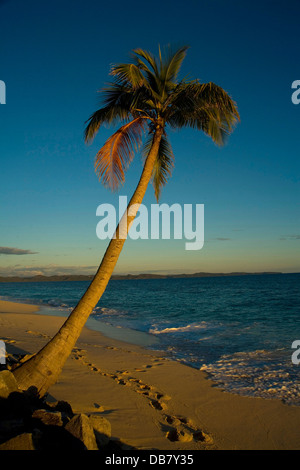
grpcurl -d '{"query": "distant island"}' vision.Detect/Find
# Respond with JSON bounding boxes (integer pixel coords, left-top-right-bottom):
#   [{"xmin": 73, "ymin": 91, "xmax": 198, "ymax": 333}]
[{"xmin": 0, "ymin": 272, "xmax": 284, "ymax": 283}]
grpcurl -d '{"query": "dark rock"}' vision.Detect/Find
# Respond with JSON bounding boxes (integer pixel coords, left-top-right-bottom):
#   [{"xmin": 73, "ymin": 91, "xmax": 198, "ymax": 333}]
[
  {"xmin": 0, "ymin": 391, "xmax": 33, "ymax": 419},
  {"xmin": 46, "ymin": 399, "xmax": 74, "ymax": 418},
  {"xmin": 35, "ymin": 424, "xmax": 86, "ymax": 451},
  {"xmin": 0, "ymin": 418, "xmax": 25, "ymax": 444},
  {"xmin": 88, "ymin": 414, "xmax": 111, "ymax": 447},
  {"xmin": 0, "ymin": 380, "xmax": 112, "ymax": 451},
  {"xmin": 65, "ymin": 414, "xmax": 98, "ymax": 450},
  {"xmin": 0, "ymin": 370, "xmax": 19, "ymax": 399},
  {"xmin": 0, "ymin": 432, "xmax": 36, "ymax": 450},
  {"xmin": 32, "ymin": 409, "xmax": 64, "ymax": 427}
]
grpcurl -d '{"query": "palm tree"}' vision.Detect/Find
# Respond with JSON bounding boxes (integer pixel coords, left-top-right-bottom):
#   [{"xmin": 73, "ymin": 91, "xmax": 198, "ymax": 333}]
[{"xmin": 13, "ymin": 45, "xmax": 240, "ymax": 396}]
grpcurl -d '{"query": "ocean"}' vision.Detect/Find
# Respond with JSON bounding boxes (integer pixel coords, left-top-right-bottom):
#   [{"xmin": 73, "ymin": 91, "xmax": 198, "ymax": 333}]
[{"xmin": 0, "ymin": 273, "xmax": 299, "ymax": 405}]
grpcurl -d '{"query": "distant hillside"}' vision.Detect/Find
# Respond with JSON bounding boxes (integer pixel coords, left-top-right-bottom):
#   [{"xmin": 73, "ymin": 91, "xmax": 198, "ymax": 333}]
[{"xmin": 0, "ymin": 272, "xmax": 283, "ymax": 283}]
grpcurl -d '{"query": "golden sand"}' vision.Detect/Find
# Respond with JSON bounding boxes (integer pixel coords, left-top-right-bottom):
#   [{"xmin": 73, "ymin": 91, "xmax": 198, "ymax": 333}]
[{"xmin": 1, "ymin": 299, "xmax": 300, "ymax": 450}]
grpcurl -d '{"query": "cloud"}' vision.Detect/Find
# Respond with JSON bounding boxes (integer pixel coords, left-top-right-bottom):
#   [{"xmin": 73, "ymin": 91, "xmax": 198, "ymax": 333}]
[{"xmin": 0, "ymin": 247, "xmax": 38, "ymax": 255}]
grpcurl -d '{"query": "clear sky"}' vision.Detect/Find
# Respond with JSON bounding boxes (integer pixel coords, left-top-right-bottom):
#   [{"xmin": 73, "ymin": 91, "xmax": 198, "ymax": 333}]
[{"xmin": 0, "ymin": 0, "xmax": 299, "ymax": 276}]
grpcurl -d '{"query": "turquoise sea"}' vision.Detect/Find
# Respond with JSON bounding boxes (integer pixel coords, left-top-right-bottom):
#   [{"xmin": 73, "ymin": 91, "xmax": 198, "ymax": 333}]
[{"xmin": 0, "ymin": 273, "xmax": 299, "ymax": 405}]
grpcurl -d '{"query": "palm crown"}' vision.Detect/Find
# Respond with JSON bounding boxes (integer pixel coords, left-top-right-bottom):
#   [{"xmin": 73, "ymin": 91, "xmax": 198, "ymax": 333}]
[{"xmin": 85, "ymin": 45, "xmax": 240, "ymax": 200}]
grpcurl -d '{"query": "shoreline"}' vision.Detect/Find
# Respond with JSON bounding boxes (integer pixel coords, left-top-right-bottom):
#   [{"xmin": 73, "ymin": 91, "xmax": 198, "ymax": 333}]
[
  {"xmin": 1, "ymin": 299, "xmax": 300, "ymax": 450},
  {"xmin": 2, "ymin": 294, "xmax": 298, "ymax": 406},
  {"xmin": 0, "ymin": 295, "xmax": 161, "ymax": 348}
]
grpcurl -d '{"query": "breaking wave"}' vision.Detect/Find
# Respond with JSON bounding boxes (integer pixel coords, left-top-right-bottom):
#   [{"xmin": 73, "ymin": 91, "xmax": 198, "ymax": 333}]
[
  {"xmin": 149, "ymin": 322, "xmax": 208, "ymax": 334},
  {"xmin": 200, "ymin": 348, "xmax": 300, "ymax": 406}
]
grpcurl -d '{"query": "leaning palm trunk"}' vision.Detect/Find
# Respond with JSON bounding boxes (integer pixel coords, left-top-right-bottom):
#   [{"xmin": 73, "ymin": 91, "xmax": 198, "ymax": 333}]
[
  {"xmin": 13, "ymin": 45, "xmax": 239, "ymax": 397},
  {"xmin": 13, "ymin": 128, "xmax": 163, "ymax": 397}
]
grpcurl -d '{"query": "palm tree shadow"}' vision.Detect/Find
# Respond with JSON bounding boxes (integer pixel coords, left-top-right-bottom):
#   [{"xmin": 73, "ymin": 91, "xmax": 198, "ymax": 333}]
[
  {"xmin": 1, "ymin": 341, "xmax": 32, "ymax": 371},
  {"xmin": 3, "ymin": 340, "xmax": 29, "ymax": 356}
]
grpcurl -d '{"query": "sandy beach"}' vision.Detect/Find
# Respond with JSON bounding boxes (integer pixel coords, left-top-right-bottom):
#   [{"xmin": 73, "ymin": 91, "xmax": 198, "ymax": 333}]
[{"xmin": 1, "ymin": 299, "xmax": 300, "ymax": 450}]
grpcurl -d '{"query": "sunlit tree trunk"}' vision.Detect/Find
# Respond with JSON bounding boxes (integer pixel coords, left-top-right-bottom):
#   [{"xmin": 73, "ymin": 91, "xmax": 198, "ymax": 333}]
[{"xmin": 13, "ymin": 127, "xmax": 163, "ymax": 397}]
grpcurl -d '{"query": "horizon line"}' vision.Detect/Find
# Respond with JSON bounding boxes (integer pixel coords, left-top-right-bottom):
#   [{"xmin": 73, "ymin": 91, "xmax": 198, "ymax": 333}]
[{"xmin": 1, "ymin": 271, "xmax": 298, "ymax": 283}]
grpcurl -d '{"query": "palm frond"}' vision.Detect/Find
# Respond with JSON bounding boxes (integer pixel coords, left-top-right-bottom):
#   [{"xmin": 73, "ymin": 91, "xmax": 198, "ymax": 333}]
[
  {"xmin": 130, "ymin": 58, "xmax": 162, "ymax": 101},
  {"xmin": 110, "ymin": 63, "xmax": 145, "ymax": 89},
  {"xmin": 160, "ymin": 45, "xmax": 189, "ymax": 83},
  {"xmin": 101, "ymin": 82, "xmax": 145, "ymax": 113},
  {"xmin": 132, "ymin": 48, "xmax": 159, "ymax": 76},
  {"xmin": 85, "ymin": 105, "xmax": 130, "ymax": 143},
  {"xmin": 166, "ymin": 80, "xmax": 240, "ymax": 145},
  {"xmin": 131, "ymin": 49, "xmax": 165, "ymax": 100},
  {"xmin": 197, "ymin": 82, "xmax": 240, "ymax": 128},
  {"xmin": 85, "ymin": 108, "xmax": 108, "ymax": 143},
  {"xmin": 143, "ymin": 132, "xmax": 174, "ymax": 200},
  {"xmin": 85, "ymin": 81, "xmax": 155, "ymax": 142},
  {"xmin": 95, "ymin": 117, "xmax": 146, "ymax": 190},
  {"xmin": 85, "ymin": 83, "xmax": 136, "ymax": 143}
]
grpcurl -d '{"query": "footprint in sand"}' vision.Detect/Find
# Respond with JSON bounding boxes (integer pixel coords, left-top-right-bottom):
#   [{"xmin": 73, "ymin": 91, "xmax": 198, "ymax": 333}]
[
  {"xmin": 129, "ymin": 378, "xmax": 142, "ymax": 384},
  {"xmin": 149, "ymin": 399, "xmax": 167, "ymax": 411},
  {"xmin": 26, "ymin": 330, "xmax": 50, "ymax": 339},
  {"xmin": 164, "ymin": 414, "xmax": 193, "ymax": 427},
  {"xmin": 116, "ymin": 369, "xmax": 130, "ymax": 375},
  {"xmin": 69, "ymin": 352, "xmax": 172, "ymax": 413},
  {"xmin": 3, "ymin": 339, "xmax": 16, "ymax": 344},
  {"xmin": 166, "ymin": 428, "xmax": 193, "ymax": 443},
  {"xmin": 151, "ymin": 357, "xmax": 166, "ymax": 363},
  {"xmin": 163, "ymin": 414, "xmax": 213, "ymax": 445},
  {"xmin": 135, "ymin": 362, "xmax": 165, "ymax": 371},
  {"xmin": 116, "ymin": 379, "xmax": 127, "ymax": 386},
  {"xmin": 154, "ymin": 393, "xmax": 164, "ymax": 400},
  {"xmin": 139, "ymin": 384, "xmax": 151, "ymax": 390},
  {"xmin": 68, "ymin": 348, "xmax": 213, "ymax": 446},
  {"xmin": 72, "ymin": 348, "xmax": 86, "ymax": 355}
]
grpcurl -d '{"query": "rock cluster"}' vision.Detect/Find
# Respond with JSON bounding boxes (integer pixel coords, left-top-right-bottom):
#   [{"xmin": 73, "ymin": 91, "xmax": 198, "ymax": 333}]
[{"xmin": 0, "ymin": 370, "xmax": 111, "ymax": 451}]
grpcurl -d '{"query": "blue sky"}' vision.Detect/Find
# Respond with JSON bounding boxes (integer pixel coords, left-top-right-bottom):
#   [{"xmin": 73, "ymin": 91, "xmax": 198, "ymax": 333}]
[{"xmin": 0, "ymin": 0, "xmax": 299, "ymax": 276}]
